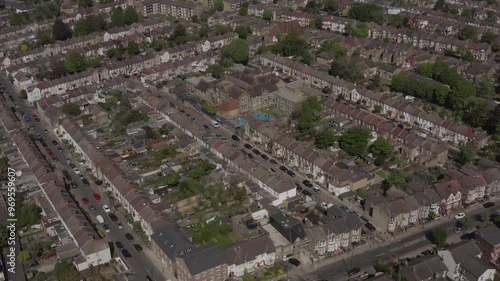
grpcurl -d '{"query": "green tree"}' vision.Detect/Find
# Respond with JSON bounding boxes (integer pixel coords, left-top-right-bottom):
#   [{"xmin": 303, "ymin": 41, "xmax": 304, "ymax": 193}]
[
  {"xmin": 35, "ymin": 29, "xmax": 53, "ymax": 46},
  {"xmin": 202, "ymin": 101, "xmax": 217, "ymax": 114},
  {"xmin": 477, "ymin": 79, "xmax": 495, "ymax": 99},
  {"xmin": 64, "ymin": 52, "xmax": 86, "ymax": 74},
  {"xmin": 319, "ymin": 41, "xmax": 347, "ymax": 57},
  {"xmin": 52, "ymin": 18, "xmax": 72, "ymax": 41},
  {"xmin": 0, "ymin": 225, "xmax": 7, "ymax": 247},
  {"xmin": 433, "ymin": 86, "xmax": 449, "ymax": 106},
  {"xmin": 301, "ymin": 51, "xmax": 313, "ymax": 65},
  {"xmin": 20, "ymin": 43, "xmax": 29, "ymax": 52},
  {"xmin": 54, "ymin": 261, "xmax": 78, "ymax": 281},
  {"xmin": 323, "ymin": 0, "xmax": 339, "ymax": 12},
  {"xmin": 111, "ymin": 7, "xmax": 125, "ymax": 28},
  {"xmin": 165, "ymin": 171, "xmax": 180, "ymax": 186},
  {"xmin": 215, "ymin": 24, "xmax": 233, "ymax": 35},
  {"xmin": 328, "ymin": 55, "xmax": 364, "ymax": 82},
  {"xmin": 222, "ymin": 38, "xmax": 249, "ymax": 64},
  {"xmin": 457, "ymin": 25, "xmax": 477, "ymax": 41},
  {"xmin": 277, "ymin": 31, "xmax": 308, "ymax": 57},
  {"xmin": 78, "ymin": 0, "xmax": 93, "ymax": 7},
  {"xmin": 74, "ymin": 18, "xmax": 91, "ymax": 36},
  {"xmin": 238, "ymin": 6, "xmax": 248, "ymax": 15},
  {"xmin": 482, "ymin": 211, "xmax": 491, "ymax": 222},
  {"xmin": 481, "ymin": 31, "xmax": 496, "ymax": 44},
  {"xmin": 460, "ymin": 8, "xmax": 474, "ymax": 18},
  {"xmin": 314, "ymin": 129, "xmax": 337, "ymax": 149},
  {"xmin": 370, "ymin": 137, "xmax": 392, "ymax": 158},
  {"xmin": 214, "ymin": 0, "xmax": 224, "ymax": 11},
  {"xmin": 350, "ymin": 22, "xmax": 369, "ymax": 38},
  {"xmin": 19, "ymin": 89, "xmax": 27, "ymax": 99},
  {"xmin": 18, "ymin": 250, "xmax": 32, "ymax": 262},
  {"xmin": 234, "ymin": 26, "xmax": 252, "ymax": 39},
  {"xmin": 10, "ymin": 12, "xmax": 31, "ymax": 26},
  {"xmin": 386, "ymin": 170, "xmax": 409, "ymax": 189},
  {"xmin": 339, "ymin": 126, "xmax": 371, "ymax": 157},
  {"xmin": 431, "ymin": 227, "xmax": 448, "ymax": 248},
  {"xmin": 124, "ymin": 6, "xmax": 139, "ymax": 25},
  {"xmin": 391, "ymin": 74, "xmax": 409, "ymax": 93},
  {"xmin": 448, "ymin": 80, "xmax": 476, "ymax": 110},
  {"xmin": 456, "ymin": 143, "xmax": 477, "ymax": 165},
  {"xmin": 16, "ymin": 201, "xmax": 41, "ymax": 229},
  {"xmin": 207, "ymin": 64, "xmax": 224, "ymax": 79},
  {"xmin": 416, "ymin": 63, "xmax": 434, "ymax": 78},
  {"xmin": 463, "ymin": 217, "xmax": 473, "ymax": 230},
  {"xmin": 172, "ymin": 24, "xmax": 187, "ymax": 39},
  {"xmin": 388, "ymin": 14, "xmax": 408, "ymax": 28},
  {"xmin": 263, "ymin": 9, "xmax": 273, "ymax": 20},
  {"xmin": 348, "ymin": 3, "xmax": 385, "ymax": 24},
  {"xmin": 127, "ymin": 41, "xmax": 140, "ymax": 56},
  {"xmin": 61, "ymin": 103, "xmax": 82, "ymax": 116}
]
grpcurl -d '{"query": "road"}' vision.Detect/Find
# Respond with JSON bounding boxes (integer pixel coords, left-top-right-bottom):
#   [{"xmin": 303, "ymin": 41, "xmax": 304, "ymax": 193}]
[
  {"xmin": 0, "ymin": 75, "xmax": 165, "ymax": 281},
  {"xmin": 299, "ymin": 204, "xmax": 500, "ymax": 281}
]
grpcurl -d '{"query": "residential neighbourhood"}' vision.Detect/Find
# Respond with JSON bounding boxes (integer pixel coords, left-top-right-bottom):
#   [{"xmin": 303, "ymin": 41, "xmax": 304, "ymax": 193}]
[{"xmin": 0, "ymin": 0, "xmax": 499, "ymax": 280}]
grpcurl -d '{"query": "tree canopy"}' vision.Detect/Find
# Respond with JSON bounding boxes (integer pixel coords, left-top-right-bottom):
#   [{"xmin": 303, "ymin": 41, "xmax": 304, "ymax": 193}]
[
  {"xmin": 52, "ymin": 18, "xmax": 72, "ymax": 41},
  {"xmin": 370, "ymin": 137, "xmax": 392, "ymax": 158},
  {"xmin": 234, "ymin": 26, "xmax": 252, "ymax": 39},
  {"xmin": 54, "ymin": 262, "xmax": 79, "ymax": 281},
  {"xmin": 222, "ymin": 39, "xmax": 249, "ymax": 64},
  {"xmin": 457, "ymin": 25, "xmax": 477, "ymax": 41},
  {"xmin": 64, "ymin": 52, "xmax": 87, "ymax": 74},
  {"xmin": 124, "ymin": 6, "xmax": 139, "ymax": 25},
  {"xmin": 431, "ymin": 227, "xmax": 448, "ymax": 248},
  {"xmin": 293, "ymin": 97, "xmax": 323, "ymax": 136},
  {"xmin": 314, "ymin": 129, "xmax": 337, "ymax": 149},
  {"xmin": 339, "ymin": 126, "xmax": 371, "ymax": 157},
  {"xmin": 111, "ymin": 7, "xmax": 125, "ymax": 28},
  {"xmin": 61, "ymin": 103, "xmax": 82, "ymax": 116},
  {"xmin": 74, "ymin": 14, "xmax": 107, "ymax": 36},
  {"xmin": 263, "ymin": 10, "xmax": 273, "ymax": 20},
  {"xmin": 348, "ymin": 3, "xmax": 385, "ymax": 24},
  {"xmin": 386, "ymin": 170, "xmax": 409, "ymax": 189},
  {"xmin": 329, "ymin": 52, "xmax": 364, "ymax": 82}
]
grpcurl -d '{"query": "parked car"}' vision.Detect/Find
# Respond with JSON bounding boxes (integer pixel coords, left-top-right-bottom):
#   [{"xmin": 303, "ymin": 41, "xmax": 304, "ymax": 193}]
[
  {"xmin": 93, "ymin": 193, "xmax": 101, "ymax": 200},
  {"xmin": 109, "ymin": 213, "xmax": 118, "ymax": 222},
  {"xmin": 295, "ymin": 183, "xmax": 303, "ymax": 192},
  {"xmin": 115, "ymin": 241, "xmax": 124, "ymax": 250},
  {"xmin": 269, "ymin": 159, "xmax": 277, "ymax": 165},
  {"xmin": 146, "ymin": 276, "xmax": 153, "ymax": 281},
  {"xmin": 57, "ymin": 146, "xmax": 63, "ymax": 153},
  {"xmin": 454, "ymin": 213, "xmax": 466, "ymax": 220},
  {"xmin": 365, "ymin": 223, "xmax": 376, "ymax": 231},
  {"xmin": 116, "ymin": 221, "xmax": 123, "ymax": 229},
  {"xmin": 103, "ymin": 224, "xmax": 110, "ymax": 233},
  {"xmin": 81, "ymin": 198, "xmax": 89, "ymax": 204},
  {"xmin": 133, "ymin": 244, "xmax": 142, "ymax": 251},
  {"xmin": 70, "ymin": 181, "xmax": 77, "ymax": 188},
  {"xmin": 320, "ymin": 202, "xmax": 329, "ymax": 209},
  {"xmin": 312, "ymin": 187, "xmax": 321, "ymax": 194},
  {"xmin": 252, "ymin": 149, "xmax": 261, "ymax": 155},
  {"xmin": 348, "ymin": 267, "xmax": 361, "ymax": 275},
  {"xmin": 301, "ymin": 189, "xmax": 312, "ymax": 197},
  {"xmin": 51, "ymin": 140, "xmax": 58, "ymax": 145},
  {"xmin": 340, "ymin": 205, "xmax": 351, "ymax": 213},
  {"xmin": 279, "ymin": 166, "xmax": 288, "ymax": 172},
  {"xmin": 89, "ymin": 206, "xmax": 96, "ymax": 213},
  {"xmin": 102, "ymin": 205, "xmax": 111, "ymax": 213},
  {"xmin": 287, "ymin": 170, "xmax": 296, "ymax": 177},
  {"xmin": 231, "ymin": 135, "xmax": 240, "ymax": 142},
  {"xmin": 454, "ymin": 227, "xmax": 463, "ymax": 234},
  {"xmin": 125, "ymin": 233, "xmax": 134, "ymax": 242},
  {"xmin": 121, "ymin": 249, "xmax": 131, "ymax": 259},
  {"xmin": 483, "ymin": 202, "xmax": 495, "ymax": 208},
  {"xmin": 269, "ymin": 167, "xmax": 276, "ymax": 173},
  {"xmin": 302, "ymin": 180, "xmax": 313, "ymax": 188},
  {"xmin": 261, "ymin": 154, "xmax": 269, "ymax": 160},
  {"xmin": 244, "ymin": 143, "xmax": 252, "ymax": 149},
  {"xmin": 23, "ymin": 115, "xmax": 30, "ymax": 122},
  {"xmin": 82, "ymin": 178, "xmax": 90, "ymax": 186},
  {"xmin": 288, "ymin": 258, "xmax": 301, "ymax": 266},
  {"xmin": 46, "ymin": 149, "xmax": 54, "ymax": 157}
]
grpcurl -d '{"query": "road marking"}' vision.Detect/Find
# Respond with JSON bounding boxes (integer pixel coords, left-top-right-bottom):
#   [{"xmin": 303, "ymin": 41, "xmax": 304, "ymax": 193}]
[{"xmin": 375, "ymin": 253, "xmax": 385, "ymax": 257}]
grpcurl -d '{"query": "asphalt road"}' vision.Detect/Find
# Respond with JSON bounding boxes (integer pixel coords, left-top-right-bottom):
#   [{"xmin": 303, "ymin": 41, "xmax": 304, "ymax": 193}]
[
  {"xmin": 299, "ymin": 204, "xmax": 500, "ymax": 281},
  {"xmin": 0, "ymin": 75, "xmax": 164, "ymax": 281}
]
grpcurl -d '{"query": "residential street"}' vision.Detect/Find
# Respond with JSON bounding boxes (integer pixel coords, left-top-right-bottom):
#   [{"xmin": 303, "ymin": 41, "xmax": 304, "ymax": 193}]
[
  {"xmin": 0, "ymin": 74, "xmax": 171, "ymax": 281},
  {"xmin": 295, "ymin": 203, "xmax": 500, "ymax": 281}
]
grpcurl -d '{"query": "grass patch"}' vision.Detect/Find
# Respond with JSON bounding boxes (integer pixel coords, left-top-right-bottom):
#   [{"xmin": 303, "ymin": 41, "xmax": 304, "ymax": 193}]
[
  {"xmin": 375, "ymin": 170, "xmax": 390, "ymax": 179},
  {"xmin": 190, "ymin": 218, "xmax": 235, "ymax": 247}
]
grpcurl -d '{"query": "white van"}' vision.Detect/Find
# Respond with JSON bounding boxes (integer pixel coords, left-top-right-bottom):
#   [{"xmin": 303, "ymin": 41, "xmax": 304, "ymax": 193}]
[{"xmin": 210, "ymin": 121, "xmax": 220, "ymax": 128}]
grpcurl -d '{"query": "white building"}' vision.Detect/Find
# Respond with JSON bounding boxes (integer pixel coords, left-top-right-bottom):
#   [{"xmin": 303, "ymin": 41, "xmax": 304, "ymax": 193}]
[{"xmin": 226, "ymin": 235, "xmax": 276, "ymax": 277}]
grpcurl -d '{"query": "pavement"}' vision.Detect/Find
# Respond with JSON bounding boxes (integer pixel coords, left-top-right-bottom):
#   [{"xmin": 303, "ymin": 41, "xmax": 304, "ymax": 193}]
[
  {"xmin": 294, "ymin": 201, "xmax": 500, "ymax": 281},
  {"xmin": 0, "ymin": 75, "xmax": 171, "ymax": 281}
]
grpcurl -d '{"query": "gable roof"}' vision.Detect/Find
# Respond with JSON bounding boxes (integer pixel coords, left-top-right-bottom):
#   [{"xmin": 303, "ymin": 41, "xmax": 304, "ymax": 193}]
[
  {"xmin": 150, "ymin": 223, "xmax": 195, "ymax": 260},
  {"xmin": 178, "ymin": 244, "xmax": 228, "ymax": 276},
  {"xmin": 225, "ymin": 235, "xmax": 275, "ymax": 266}
]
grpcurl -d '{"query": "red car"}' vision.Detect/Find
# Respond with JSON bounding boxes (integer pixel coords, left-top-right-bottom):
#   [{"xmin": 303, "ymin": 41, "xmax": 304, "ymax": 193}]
[
  {"xmin": 32, "ymin": 113, "xmax": 38, "ymax": 118},
  {"xmin": 47, "ymin": 149, "xmax": 54, "ymax": 157},
  {"xmin": 93, "ymin": 193, "xmax": 101, "ymax": 200},
  {"xmin": 82, "ymin": 198, "xmax": 89, "ymax": 204}
]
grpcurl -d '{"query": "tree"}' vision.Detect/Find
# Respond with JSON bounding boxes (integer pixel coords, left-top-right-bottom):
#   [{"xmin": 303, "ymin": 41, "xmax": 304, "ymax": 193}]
[
  {"xmin": 370, "ymin": 137, "xmax": 392, "ymax": 158},
  {"xmin": 339, "ymin": 126, "xmax": 371, "ymax": 157},
  {"xmin": 482, "ymin": 211, "xmax": 491, "ymax": 222},
  {"xmin": 448, "ymin": 80, "xmax": 476, "ymax": 110},
  {"xmin": 172, "ymin": 24, "xmax": 187, "ymax": 39},
  {"xmin": 64, "ymin": 52, "xmax": 86, "ymax": 74},
  {"xmin": 433, "ymin": 85, "xmax": 449, "ymax": 106},
  {"xmin": 460, "ymin": 8, "xmax": 474, "ymax": 18},
  {"xmin": 215, "ymin": 24, "xmax": 233, "ymax": 35},
  {"xmin": 78, "ymin": 0, "xmax": 93, "ymax": 7},
  {"xmin": 328, "ymin": 55, "xmax": 364, "ymax": 82},
  {"xmin": 277, "ymin": 31, "xmax": 308, "ymax": 57},
  {"xmin": 222, "ymin": 39, "xmax": 249, "ymax": 64},
  {"xmin": 214, "ymin": 0, "xmax": 224, "ymax": 11},
  {"xmin": 52, "ymin": 18, "xmax": 72, "ymax": 41},
  {"xmin": 386, "ymin": 170, "xmax": 409, "ymax": 189},
  {"xmin": 111, "ymin": 7, "xmax": 125, "ymax": 28},
  {"xmin": 127, "ymin": 41, "xmax": 140, "ymax": 56},
  {"xmin": 18, "ymin": 250, "xmax": 32, "ymax": 262},
  {"xmin": 314, "ymin": 129, "xmax": 337, "ymax": 149},
  {"xmin": 348, "ymin": 3, "xmax": 385, "ymax": 24},
  {"xmin": 19, "ymin": 89, "xmax": 27, "ymax": 99},
  {"xmin": 431, "ymin": 227, "xmax": 448, "ymax": 248},
  {"xmin": 0, "ymin": 225, "xmax": 7, "ymax": 247},
  {"xmin": 456, "ymin": 143, "xmax": 476, "ymax": 165},
  {"xmin": 16, "ymin": 202, "xmax": 41, "ymax": 229},
  {"xmin": 416, "ymin": 63, "xmax": 434, "ymax": 78},
  {"xmin": 207, "ymin": 64, "xmax": 224, "ymax": 79},
  {"xmin": 457, "ymin": 25, "xmax": 477, "ymax": 41},
  {"xmin": 202, "ymin": 101, "xmax": 217, "ymax": 114},
  {"xmin": 350, "ymin": 22, "xmax": 369, "ymax": 38},
  {"xmin": 61, "ymin": 103, "xmax": 82, "ymax": 116},
  {"xmin": 480, "ymin": 31, "xmax": 496, "ymax": 44},
  {"xmin": 263, "ymin": 9, "xmax": 273, "ymax": 20},
  {"xmin": 323, "ymin": 0, "xmax": 339, "ymax": 12},
  {"xmin": 388, "ymin": 14, "xmax": 408, "ymax": 28},
  {"xmin": 124, "ymin": 6, "xmax": 139, "ymax": 25},
  {"xmin": 54, "ymin": 261, "xmax": 78, "ymax": 281},
  {"xmin": 319, "ymin": 41, "xmax": 347, "ymax": 57},
  {"xmin": 463, "ymin": 217, "xmax": 473, "ymax": 230},
  {"xmin": 165, "ymin": 171, "xmax": 180, "ymax": 186},
  {"xmin": 476, "ymin": 79, "xmax": 495, "ymax": 99},
  {"xmin": 234, "ymin": 26, "xmax": 252, "ymax": 39},
  {"xmin": 35, "ymin": 29, "xmax": 53, "ymax": 47},
  {"xmin": 391, "ymin": 74, "xmax": 409, "ymax": 93},
  {"xmin": 20, "ymin": 43, "xmax": 29, "ymax": 52},
  {"xmin": 10, "ymin": 12, "xmax": 31, "ymax": 26},
  {"xmin": 238, "ymin": 6, "xmax": 248, "ymax": 16}
]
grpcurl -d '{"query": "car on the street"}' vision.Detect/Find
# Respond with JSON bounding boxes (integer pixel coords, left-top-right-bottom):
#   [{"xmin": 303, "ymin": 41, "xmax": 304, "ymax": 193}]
[
  {"xmin": 340, "ymin": 205, "xmax": 350, "ymax": 213},
  {"xmin": 252, "ymin": 149, "xmax": 261, "ymax": 155},
  {"xmin": 62, "ymin": 169, "xmax": 69, "ymax": 176},
  {"xmin": 231, "ymin": 135, "xmax": 240, "ymax": 142},
  {"xmin": 287, "ymin": 170, "xmax": 296, "ymax": 177},
  {"xmin": 70, "ymin": 181, "xmax": 77, "ymax": 188},
  {"xmin": 288, "ymin": 258, "xmax": 301, "ymax": 266},
  {"xmin": 102, "ymin": 204, "xmax": 111, "ymax": 213},
  {"xmin": 247, "ymin": 153, "xmax": 254, "ymax": 159},
  {"xmin": 73, "ymin": 167, "xmax": 80, "ymax": 174},
  {"xmin": 320, "ymin": 202, "xmax": 329, "ymax": 209},
  {"xmin": 483, "ymin": 202, "xmax": 495, "ymax": 208},
  {"xmin": 312, "ymin": 186, "xmax": 321, "ymax": 194},
  {"xmin": 348, "ymin": 267, "xmax": 361, "ymax": 275},
  {"xmin": 146, "ymin": 276, "xmax": 153, "ymax": 281},
  {"xmin": 51, "ymin": 140, "xmax": 58, "ymax": 145},
  {"xmin": 125, "ymin": 233, "xmax": 134, "ymax": 242},
  {"xmin": 301, "ymin": 189, "xmax": 312, "ymax": 197},
  {"xmin": 121, "ymin": 249, "xmax": 131, "ymax": 259},
  {"xmin": 34, "ymin": 117, "xmax": 40, "ymax": 122},
  {"xmin": 82, "ymin": 178, "xmax": 90, "ymax": 186},
  {"xmin": 89, "ymin": 206, "xmax": 96, "ymax": 213},
  {"xmin": 36, "ymin": 134, "xmax": 42, "ymax": 140},
  {"xmin": 244, "ymin": 143, "xmax": 252, "ymax": 149},
  {"xmin": 46, "ymin": 149, "xmax": 54, "ymax": 157},
  {"xmin": 103, "ymin": 224, "xmax": 110, "ymax": 233},
  {"xmin": 133, "ymin": 244, "xmax": 142, "ymax": 251},
  {"xmin": 421, "ymin": 250, "xmax": 433, "ymax": 256},
  {"xmin": 295, "ymin": 183, "xmax": 303, "ymax": 192},
  {"xmin": 279, "ymin": 166, "xmax": 288, "ymax": 172},
  {"xmin": 109, "ymin": 213, "xmax": 118, "ymax": 222},
  {"xmin": 23, "ymin": 115, "xmax": 31, "ymax": 122},
  {"xmin": 116, "ymin": 221, "xmax": 123, "ymax": 229},
  {"xmin": 261, "ymin": 154, "xmax": 269, "ymax": 160},
  {"xmin": 32, "ymin": 114, "xmax": 38, "ymax": 118},
  {"xmin": 29, "ymin": 125, "xmax": 35, "ymax": 130},
  {"xmin": 203, "ymin": 124, "xmax": 209, "ymax": 130},
  {"xmin": 115, "ymin": 241, "xmax": 124, "ymax": 250},
  {"xmin": 454, "ymin": 213, "xmax": 466, "ymax": 220},
  {"xmin": 64, "ymin": 174, "xmax": 72, "ymax": 181},
  {"xmin": 40, "ymin": 141, "xmax": 47, "ymax": 148},
  {"xmin": 269, "ymin": 159, "xmax": 277, "ymax": 165},
  {"xmin": 269, "ymin": 167, "xmax": 276, "ymax": 173},
  {"xmin": 52, "ymin": 157, "xmax": 58, "ymax": 162},
  {"xmin": 302, "ymin": 180, "xmax": 313, "ymax": 188},
  {"xmin": 57, "ymin": 146, "xmax": 63, "ymax": 153},
  {"xmin": 365, "ymin": 223, "xmax": 376, "ymax": 231},
  {"xmin": 93, "ymin": 193, "xmax": 101, "ymax": 200},
  {"xmin": 81, "ymin": 198, "xmax": 89, "ymax": 204},
  {"xmin": 44, "ymin": 129, "xmax": 48, "ymax": 133},
  {"xmin": 454, "ymin": 227, "xmax": 463, "ymax": 234}
]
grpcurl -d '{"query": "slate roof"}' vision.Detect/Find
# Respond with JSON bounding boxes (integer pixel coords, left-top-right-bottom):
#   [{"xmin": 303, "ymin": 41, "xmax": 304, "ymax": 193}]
[
  {"xmin": 150, "ymin": 223, "xmax": 195, "ymax": 260},
  {"xmin": 475, "ymin": 225, "xmax": 500, "ymax": 246},
  {"xmin": 225, "ymin": 235, "xmax": 275, "ymax": 266},
  {"xmin": 178, "ymin": 244, "xmax": 228, "ymax": 276}
]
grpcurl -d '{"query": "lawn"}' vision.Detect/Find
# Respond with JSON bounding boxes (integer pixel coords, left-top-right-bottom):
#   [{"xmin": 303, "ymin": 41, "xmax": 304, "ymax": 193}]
[
  {"xmin": 190, "ymin": 218, "xmax": 236, "ymax": 247},
  {"xmin": 375, "ymin": 170, "xmax": 390, "ymax": 179}
]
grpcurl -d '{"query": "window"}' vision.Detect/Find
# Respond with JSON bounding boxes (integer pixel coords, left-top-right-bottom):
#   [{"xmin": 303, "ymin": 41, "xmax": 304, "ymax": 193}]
[{"xmin": 216, "ymin": 266, "xmax": 220, "ymax": 271}]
